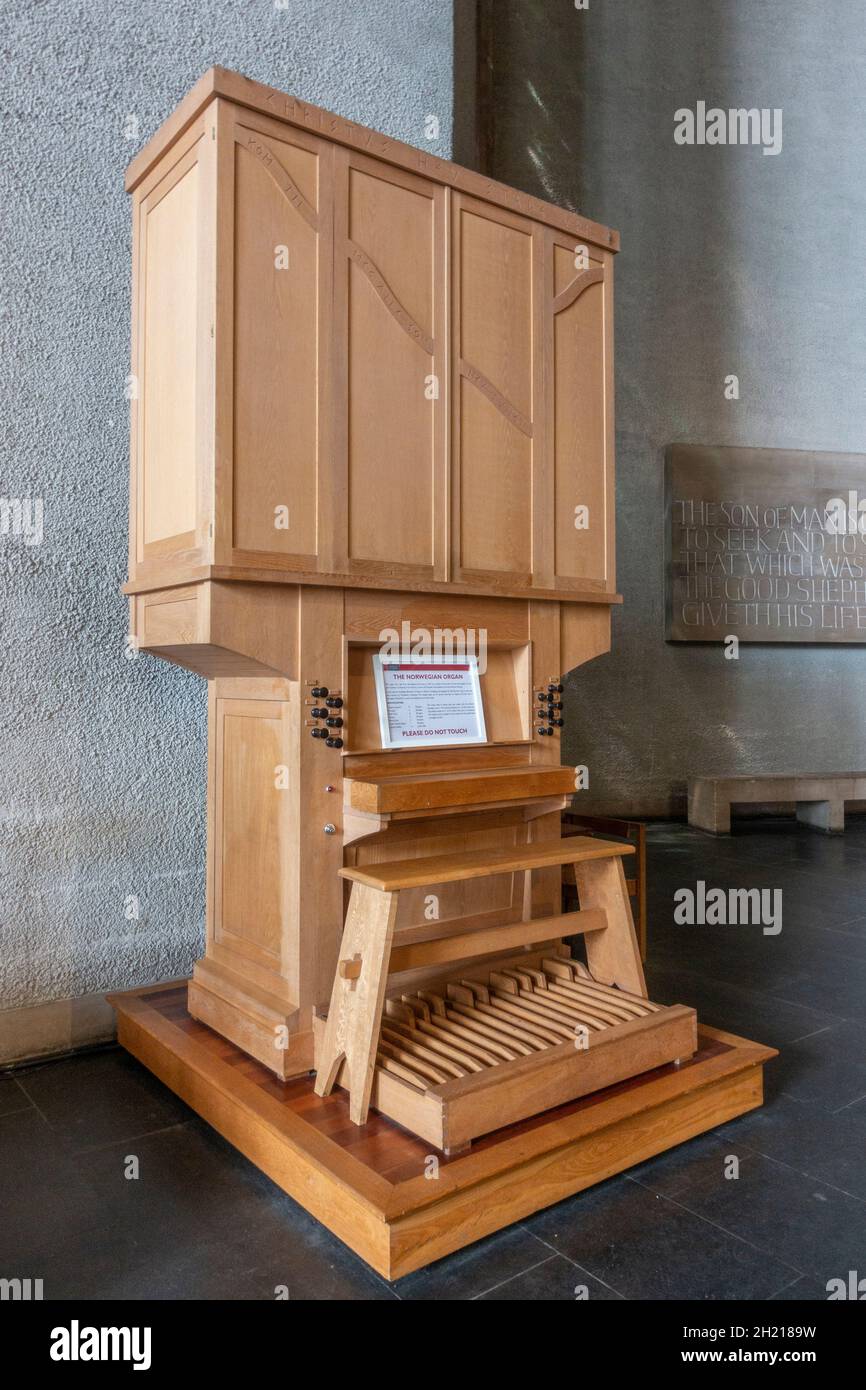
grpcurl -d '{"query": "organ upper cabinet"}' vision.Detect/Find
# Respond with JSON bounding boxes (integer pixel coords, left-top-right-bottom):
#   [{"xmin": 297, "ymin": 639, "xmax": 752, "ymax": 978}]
[
  {"xmin": 127, "ymin": 77, "xmax": 618, "ymax": 603},
  {"xmin": 224, "ymin": 109, "xmax": 333, "ymax": 572},
  {"xmin": 130, "ymin": 120, "xmax": 214, "ymax": 577},
  {"xmin": 547, "ymin": 227, "xmax": 615, "ymax": 591},
  {"xmin": 452, "ymin": 195, "xmax": 536, "ymax": 588},
  {"xmin": 336, "ymin": 149, "xmax": 447, "ymax": 582}
]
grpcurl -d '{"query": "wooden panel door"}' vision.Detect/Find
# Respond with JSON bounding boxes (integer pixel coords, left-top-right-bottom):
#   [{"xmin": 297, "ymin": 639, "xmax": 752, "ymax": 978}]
[
  {"xmin": 130, "ymin": 115, "xmax": 215, "ymax": 581},
  {"xmin": 217, "ymin": 104, "xmax": 334, "ymax": 573},
  {"xmin": 334, "ymin": 149, "xmax": 447, "ymax": 583},
  {"xmin": 207, "ymin": 681, "xmax": 300, "ymax": 1004},
  {"xmin": 546, "ymin": 229, "xmax": 615, "ymax": 592},
  {"xmin": 452, "ymin": 193, "xmax": 540, "ymax": 589}
]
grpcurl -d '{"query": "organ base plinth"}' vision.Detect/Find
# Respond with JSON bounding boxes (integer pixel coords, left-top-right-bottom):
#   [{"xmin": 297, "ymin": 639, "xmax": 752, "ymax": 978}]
[
  {"xmin": 109, "ymin": 982, "xmax": 776, "ymax": 1281},
  {"xmin": 188, "ymin": 958, "xmax": 315, "ymax": 1081}
]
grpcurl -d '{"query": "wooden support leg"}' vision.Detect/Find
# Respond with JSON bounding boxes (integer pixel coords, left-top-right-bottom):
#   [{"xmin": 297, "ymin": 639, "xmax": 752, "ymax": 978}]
[
  {"xmin": 314, "ymin": 884, "xmax": 399, "ymax": 1125},
  {"xmin": 575, "ymin": 856, "xmax": 647, "ymax": 997}
]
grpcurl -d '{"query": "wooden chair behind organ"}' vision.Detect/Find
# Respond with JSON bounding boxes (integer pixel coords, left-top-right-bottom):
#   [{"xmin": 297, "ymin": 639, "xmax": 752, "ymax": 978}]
[{"xmin": 125, "ymin": 68, "xmax": 697, "ymax": 1154}]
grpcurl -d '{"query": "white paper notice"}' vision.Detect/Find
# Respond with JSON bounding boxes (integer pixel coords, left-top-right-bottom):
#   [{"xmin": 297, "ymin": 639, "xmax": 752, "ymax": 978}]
[{"xmin": 372, "ymin": 656, "xmax": 487, "ymax": 749}]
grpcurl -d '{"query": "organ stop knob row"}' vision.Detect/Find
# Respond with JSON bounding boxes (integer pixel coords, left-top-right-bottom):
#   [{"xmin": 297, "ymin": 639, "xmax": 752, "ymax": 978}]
[
  {"xmin": 308, "ymin": 684, "xmax": 344, "ymax": 748},
  {"xmin": 535, "ymin": 676, "xmax": 564, "ymax": 737}
]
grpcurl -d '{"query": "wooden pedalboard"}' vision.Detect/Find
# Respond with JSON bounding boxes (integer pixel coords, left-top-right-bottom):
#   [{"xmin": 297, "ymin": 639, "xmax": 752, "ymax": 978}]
[
  {"xmin": 312, "ymin": 835, "xmax": 694, "ymax": 1152},
  {"xmin": 110, "ymin": 983, "xmax": 776, "ymax": 1281},
  {"xmin": 315, "ymin": 959, "xmax": 697, "ymax": 1153}
]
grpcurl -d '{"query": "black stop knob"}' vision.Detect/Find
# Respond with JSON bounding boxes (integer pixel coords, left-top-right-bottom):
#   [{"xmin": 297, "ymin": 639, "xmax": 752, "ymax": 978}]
[
  {"xmin": 548, "ymin": 683, "xmax": 563, "ymax": 693},
  {"xmin": 538, "ymin": 726, "xmax": 552, "ymax": 736},
  {"xmin": 311, "ymin": 706, "xmax": 328, "ymax": 719},
  {"xmin": 311, "ymin": 686, "xmax": 329, "ymax": 699},
  {"xmin": 551, "ymin": 717, "xmax": 564, "ymax": 727},
  {"xmin": 310, "ymin": 727, "xmax": 327, "ymax": 739},
  {"xmin": 326, "ymin": 717, "xmax": 343, "ymax": 728},
  {"xmin": 550, "ymin": 701, "xmax": 563, "ymax": 711},
  {"xmin": 325, "ymin": 697, "xmax": 343, "ymax": 709},
  {"xmin": 326, "ymin": 737, "xmax": 344, "ymax": 749}
]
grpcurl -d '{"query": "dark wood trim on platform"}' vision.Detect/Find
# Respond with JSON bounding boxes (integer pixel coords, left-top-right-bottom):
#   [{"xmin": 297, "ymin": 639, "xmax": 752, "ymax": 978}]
[{"xmin": 109, "ymin": 983, "xmax": 776, "ymax": 1280}]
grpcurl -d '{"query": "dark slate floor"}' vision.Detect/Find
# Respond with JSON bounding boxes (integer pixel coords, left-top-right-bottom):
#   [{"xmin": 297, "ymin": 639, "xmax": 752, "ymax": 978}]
[{"xmin": 3, "ymin": 817, "xmax": 866, "ymax": 1300}]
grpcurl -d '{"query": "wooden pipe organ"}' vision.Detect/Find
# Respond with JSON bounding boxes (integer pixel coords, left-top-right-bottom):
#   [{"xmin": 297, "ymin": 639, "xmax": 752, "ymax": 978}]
[{"xmin": 123, "ymin": 68, "xmax": 699, "ymax": 1159}]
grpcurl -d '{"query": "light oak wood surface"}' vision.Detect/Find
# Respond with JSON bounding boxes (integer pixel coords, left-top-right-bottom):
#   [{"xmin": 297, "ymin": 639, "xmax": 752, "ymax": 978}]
[
  {"xmin": 116, "ymin": 76, "xmax": 773, "ymax": 1213},
  {"xmin": 110, "ymin": 984, "xmax": 775, "ymax": 1279},
  {"xmin": 386, "ymin": 909, "xmax": 608, "ymax": 973},
  {"xmin": 126, "ymin": 70, "xmax": 618, "ymax": 606},
  {"xmin": 344, "ymin": 765, "xmax": 577, "ymax": 814},
  {"xmin": 317, "ymin": 832, "xmax": 654, "ymax": 1145},
  {"xmin": 125, "ymin": 67, "xmax": 620, "ymax": 254},
  {"xmin": 339, "ymin": 835, "xmax": 634, "ymax": 892}
]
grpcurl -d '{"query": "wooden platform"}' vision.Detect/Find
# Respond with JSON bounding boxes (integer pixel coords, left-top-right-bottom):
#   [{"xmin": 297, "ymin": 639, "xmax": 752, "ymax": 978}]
[{"xmin": 109, "ymin": 983, "xmax": 776, "ymax": 1280}]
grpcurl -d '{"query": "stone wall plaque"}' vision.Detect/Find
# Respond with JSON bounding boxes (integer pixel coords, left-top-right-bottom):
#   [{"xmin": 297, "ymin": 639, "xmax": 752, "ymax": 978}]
[{"xmin": 666, "ymin": 444, "xmax": 866, "ymax": 642}]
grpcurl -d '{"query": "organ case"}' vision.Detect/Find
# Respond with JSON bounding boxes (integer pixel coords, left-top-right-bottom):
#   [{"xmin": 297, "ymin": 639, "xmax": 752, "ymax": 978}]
[
  {"xmin": 127, "ymin": 72, "xmax": 617, "ymax": 598},
  {"xmin": 111, "ymin": 72, "xmax": 769, "ymax": 1270}
]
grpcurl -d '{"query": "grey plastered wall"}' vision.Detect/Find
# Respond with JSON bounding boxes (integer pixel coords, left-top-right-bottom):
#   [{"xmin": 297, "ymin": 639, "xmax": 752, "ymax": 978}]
[
  {"xmin": 483, "ymin": 0, "xmax": 866, "ymax": 815},
  {"xmin": 0, "ymin": 0, "xmax": 454, "ymax": 1027}
]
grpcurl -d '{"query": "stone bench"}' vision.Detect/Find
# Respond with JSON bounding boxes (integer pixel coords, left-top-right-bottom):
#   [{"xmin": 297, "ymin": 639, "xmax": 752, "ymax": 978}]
[{"xmin": 688, "ymin": 774, "xmax": 866, "ymax": 834}]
